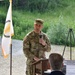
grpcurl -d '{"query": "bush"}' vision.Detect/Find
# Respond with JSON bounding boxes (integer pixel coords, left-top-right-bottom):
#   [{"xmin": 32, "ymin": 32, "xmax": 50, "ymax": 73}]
[
  {"xmin": 0, "ymin": 13, "xmax": 6, "ymax": 35},
  {"xmin": 46, "ymin": 21, "xmax": 68, "ymax": 45},
  {"xmin": 12, "ymin": 11, "xmax": 33, "ymax": 40},
  {"xmin": 12, "ymin": 0, "xmax": 67, "ymax": 12},
  {"xmin": 0, "ymin": 23, "xmax": 4, "ymax": 36},
  {"xmin": 0, "ymin": 13, "xmax": 6, "ymax": 24},
  {"xmin": 13, "ymin": 23, "xmax": 33, "ymax": 40},
  {"xmin": 47, "ymin": 19, "xmax": 75, "ymax": 46}
]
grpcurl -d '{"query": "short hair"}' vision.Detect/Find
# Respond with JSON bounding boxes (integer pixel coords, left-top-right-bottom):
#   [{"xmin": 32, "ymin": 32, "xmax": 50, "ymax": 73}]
[
  {"xmin": 49, "ymin": 53, "xmax": 63, "ymax": 70},
  {"xmin": 34, "ymin": 19, "xmax": 44, "ymax": 25}
]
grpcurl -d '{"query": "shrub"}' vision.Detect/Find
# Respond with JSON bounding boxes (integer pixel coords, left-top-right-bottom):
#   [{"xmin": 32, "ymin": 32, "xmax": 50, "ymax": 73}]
[
  {"xmin": 47, "ymin": 20, "xmax": 75, "ymax": 46},
  {"xmin": 46, "ymin": 21, "xmax": 68, "ymax": 45},
  {"xmin": 0, "ymin": 13, "xmax": 6, "ymax": 36}
]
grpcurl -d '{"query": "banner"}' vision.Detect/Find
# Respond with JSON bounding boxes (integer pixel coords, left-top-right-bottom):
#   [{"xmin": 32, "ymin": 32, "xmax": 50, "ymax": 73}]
[{"xmin": 1, "ymin": 2, "xmax": 14, "ymax": 58}]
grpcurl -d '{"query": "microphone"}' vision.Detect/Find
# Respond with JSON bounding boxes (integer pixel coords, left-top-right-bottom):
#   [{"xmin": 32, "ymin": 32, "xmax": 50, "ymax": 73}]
[
  {"xmin": 39, "ymin": 31, "xmax": 43, "ymax": 39},
  {"xmin": 39, "ymin": 34, "xmax": 42, "ymax": 38}
]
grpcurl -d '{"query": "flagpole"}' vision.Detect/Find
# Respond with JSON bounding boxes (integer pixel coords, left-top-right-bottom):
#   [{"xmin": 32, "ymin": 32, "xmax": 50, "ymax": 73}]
[
  {"xmin": 10, "ymin": 43, "xmax": 12, "ymax": 75},
  {"xmin": 9, "ymin": 0, "xmax": 12, "ymax": 75}
]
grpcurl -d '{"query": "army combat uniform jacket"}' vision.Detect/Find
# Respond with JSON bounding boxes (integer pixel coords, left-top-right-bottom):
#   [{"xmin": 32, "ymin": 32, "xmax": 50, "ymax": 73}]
[{"xmin": 23, "ymin": 30, "xmax": 51, "ymax": 75}]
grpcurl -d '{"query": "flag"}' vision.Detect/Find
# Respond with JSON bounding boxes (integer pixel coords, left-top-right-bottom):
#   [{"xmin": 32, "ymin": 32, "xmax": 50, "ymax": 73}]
[{"xmin": 1, "ymin": 1, "xmax": 14, "ymax": 58}]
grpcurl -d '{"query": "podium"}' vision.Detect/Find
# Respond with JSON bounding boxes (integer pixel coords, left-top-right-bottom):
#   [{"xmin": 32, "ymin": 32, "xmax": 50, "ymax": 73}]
[
  {"xmin": 32, "ymin": 59, "xmax": 50, "ymax": 75},
  {"xmin": 32, "ymin": 59, "xmax": 66, "ymax": 75}
]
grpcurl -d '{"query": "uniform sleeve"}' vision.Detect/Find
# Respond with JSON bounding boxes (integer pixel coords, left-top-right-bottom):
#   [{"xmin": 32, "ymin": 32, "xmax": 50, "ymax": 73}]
[
  {"xmin": 43, "ymin": 35, "xmax": 51, "ymax": 52},
  {"xmin": 23, "ymin": 36, "xmax": 35, "ymax": 60}
]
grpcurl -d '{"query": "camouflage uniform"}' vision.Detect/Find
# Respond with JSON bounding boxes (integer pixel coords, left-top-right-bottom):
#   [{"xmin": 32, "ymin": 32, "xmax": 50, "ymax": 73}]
[{"xmin": 23, "ymin": 30, "xmax": 51, "ymax": 75}]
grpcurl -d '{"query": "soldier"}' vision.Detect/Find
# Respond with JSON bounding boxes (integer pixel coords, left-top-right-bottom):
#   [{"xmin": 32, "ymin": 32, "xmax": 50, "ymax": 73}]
[{"xmin": 23, "ymin": 19, "xmax": 51, "ymax": 75}]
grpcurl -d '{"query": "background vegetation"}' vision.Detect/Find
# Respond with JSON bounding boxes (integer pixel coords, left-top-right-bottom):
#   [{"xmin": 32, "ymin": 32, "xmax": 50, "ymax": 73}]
[{"xmin": 0, "ymin": 0, "xmax": 75, "ymax": 46}]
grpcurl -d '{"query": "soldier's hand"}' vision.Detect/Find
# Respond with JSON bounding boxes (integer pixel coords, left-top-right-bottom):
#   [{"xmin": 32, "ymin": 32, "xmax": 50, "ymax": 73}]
[
  {"xmin": 39, "ymin": 38, "xmax": 46, "ymax": 46},
  {"xmin": 34, "ymin": 57, "xmax": 40, "ymax": 62}
]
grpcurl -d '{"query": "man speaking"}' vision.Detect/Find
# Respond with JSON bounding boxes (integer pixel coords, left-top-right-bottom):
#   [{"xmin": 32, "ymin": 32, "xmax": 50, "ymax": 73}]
[{"xmin": 23, "ymin": 19, "xmax": 51, "ymax": 75}]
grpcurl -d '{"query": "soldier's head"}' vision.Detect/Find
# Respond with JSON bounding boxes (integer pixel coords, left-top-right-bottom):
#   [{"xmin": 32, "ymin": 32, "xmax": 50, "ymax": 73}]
[
  {"xmin": 34, "ymin": 19, "xmax": 44, "ymax": 33},
  {"xmin": 49, "ymin": 53, "xmax": 63, "ymax": 71}
]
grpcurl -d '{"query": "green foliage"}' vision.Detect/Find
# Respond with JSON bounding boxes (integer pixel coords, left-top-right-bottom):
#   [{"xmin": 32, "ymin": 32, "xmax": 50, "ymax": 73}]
[
  {"xmin": 0, "ymin": 23, "xmax": 4, "ymax": 36},
  {"xmin": 47, "ymin": 21, "xmax": 68, "ymax": 45},
  {"xmin": 12, "ymin": 11, "xmax": 34, "ymax": 40},
  {"xmin": 12, "ymin": 0, "xmax": 67, "ymax": 12},
  {"xmin": 0, "ymin": 0, "xmax": 9, "ymax": 8},
  {"xmin": 0, "ymin": 0, "xmax": 75, "ymax": 46},
  {"xmin": 13, "ymin": 23, "xmax": 33, "ymax": 40},
  {"xmin": 46, "ymin": 16, "xmax": 75, "ymax": 46},
  {"xmin": 0, "ymin": 11, "xmax": 6, "ymax": 36},
  {"xmin": 47, "ymin": 0, "xmax": 67, "ymax": 10},
  {"xmin": 0, "ymin": 13, "xmax": 5, "ymax": 24}
]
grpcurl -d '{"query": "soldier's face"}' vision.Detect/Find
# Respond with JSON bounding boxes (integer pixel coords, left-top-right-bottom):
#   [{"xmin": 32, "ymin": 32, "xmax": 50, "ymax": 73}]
[{"xmin": 34, "ymin": 24, "xmax": 43, "ymax": 32}]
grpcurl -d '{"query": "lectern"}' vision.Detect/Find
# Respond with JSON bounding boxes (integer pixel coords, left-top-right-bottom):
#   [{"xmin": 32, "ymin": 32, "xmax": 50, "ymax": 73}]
[{"xmin": 32, "ymin": 59, "xmax": 50, "ymax": 75}]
